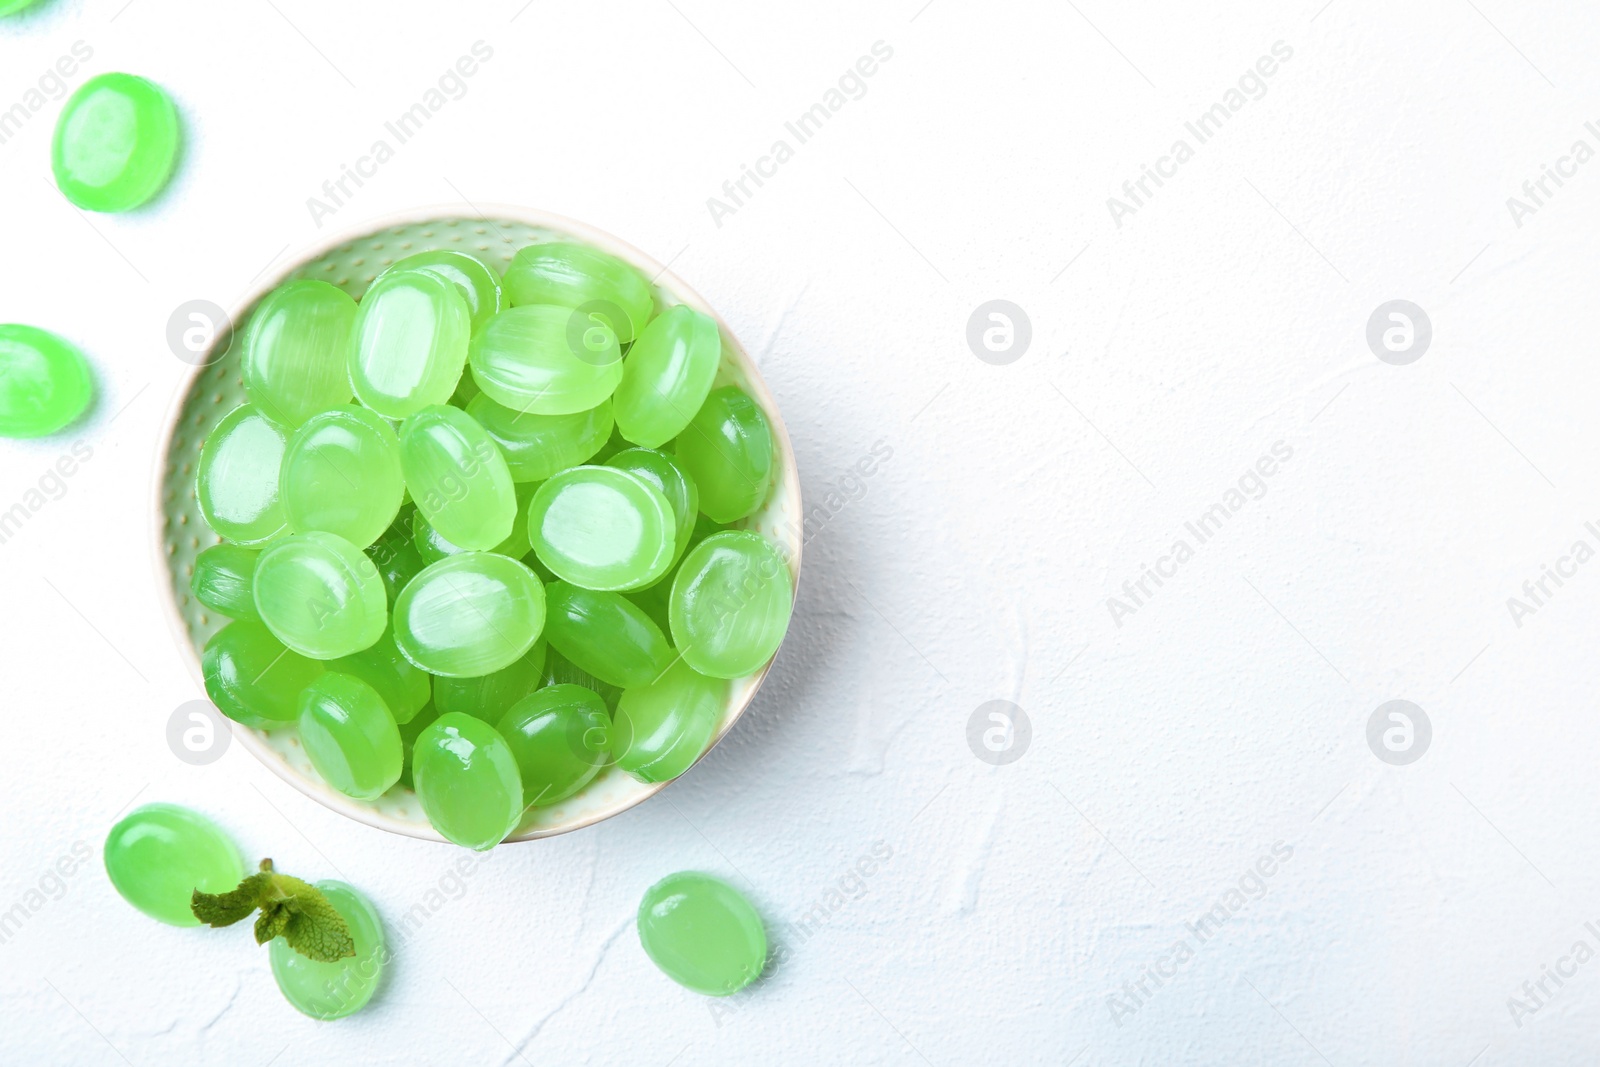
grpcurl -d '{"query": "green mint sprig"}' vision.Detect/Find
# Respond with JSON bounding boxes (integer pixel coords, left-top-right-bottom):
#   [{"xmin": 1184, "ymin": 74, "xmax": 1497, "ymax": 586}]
[{"xmin": 191, "ymin": 859, "xmax": 355, "ymax": 963}]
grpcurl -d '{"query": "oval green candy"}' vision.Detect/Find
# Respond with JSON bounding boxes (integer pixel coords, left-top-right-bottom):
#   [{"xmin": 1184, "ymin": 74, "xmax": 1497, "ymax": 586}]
[
  {"xmin": 298, "ymin": 673, "xmax": 404, "ymax": 800},
  {"xmin": 413, "ymin": 713, "xmax": 524, "ymax": 850},
  {"xmin": 528, "ymin": 466, "xmax": 675, "ymax": 591},
  {"xmin": 382, "ymin": 250, "xmax": 504, "ymax": 334},
  {"xmin": 253, "ymin": 531, "xmax": 388, "ymax": 660},
  {"xmin": 400, "ymin": 405, "xmax": 517, "ymax": 551},
  {"xmin": 468, "ymin": 305, "xmax": 621, "ymax": 415},
  {"xmin": 196, "ymin": 404, "xmax": 289, "ymax": 546},
  {"xmin": 498, "ymin": 684, "xmax": 610, "ymax": 808},
  {"xmin": 104, "ymin": 804, "xmax": 243, "ymax": 927},
  {"xmin": 190, "ymin": 543, "xmax": 260, "ymax": 621},
  {"xmin": 637, "ymin": 871, "xmax": 767, "ymax": 996},
  {"xmin": 0, "ymin": 325, "xmax": 93, "ymax": 438},
  {"xmin": 241, "ymin": 280, "xmax": 357, "ymax": 428},
  {"xmin": 674, "ymin": 386, "xmax": 774, "ymax": 524},
  {"xmin": 281, "ymin": 406, "xmax": 404, "ymax": 548},
  {"xmin": 269, "ymin": 880, "xmax": 386, "ymax": 1019},
  {"xmin": 670, "ymin": 531, "xmax": 793, "ymax": 679},
  {"xmin": 431, "ymin": 641, "xmax": 547, "ymax": 722},
  {"xmin": 52, "ymin": 73, "xmax": 180, "ymax": 213},
  {"xmin": 503, "ymin": 241, "xmax": 654, "ymax": 343},
  {"xmin": 544, "ymin": 582, "xmax": 672, "ymax": 689},
  {"xmin": 392, "ymin": 553, "xmax": 546, "ymax": 677},
  {"xmin": 202, "ymin": 620, "xmax": 325, "ymax": 728},
  {"xmin": 330, "ymin": 626, "xmax": 432, "ymax": 725},
  {"xmin": 612, "ymin": 659, "xmax": 726, "ymax": 782},
  {"xmin": 613, "ymin": 304, "xmax": 721, "ymax": 448},
  {"xmin": 467, "ymin": 392, "xmax": 613, "ymax": 483},
  {"xmin": 350, "ymin": 269, "xmax": 471, "ymax": 418},
  {"xmin": 607, "ymin": 447, "xmax": 699, "ymax": 568}
]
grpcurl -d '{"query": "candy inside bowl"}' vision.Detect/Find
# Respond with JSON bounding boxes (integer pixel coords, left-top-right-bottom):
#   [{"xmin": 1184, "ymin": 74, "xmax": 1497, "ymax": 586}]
[{"xmin": 152, "ymin": 205, "xmax": 802, "ymax": 845}]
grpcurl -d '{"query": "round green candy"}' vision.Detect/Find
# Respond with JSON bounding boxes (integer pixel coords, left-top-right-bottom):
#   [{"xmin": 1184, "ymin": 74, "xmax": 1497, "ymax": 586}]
[
  {"xmin": 270, "ymin": 880, "xmax": 386, "ymax": 1019},
  {"xmin": 383, "ymin": 250, "xmax": 504, "ymax": 334},
  {"xmin": 52, "ymin": 73, "xmax": 180, "ymax": 213},
  {"xmin": 504, "ymin": 242, "xmax": 655, "ymax": 343},
  {"xmin": 0, "ymin": 325, "xmax": 93, "ymax": 438},
  {"xmin": 670, "ymin": 532, "xmax": 793, "ymax": 679},
  {"xmin": 191, "ymin": 543, "xmax": 260, "ymax": 621},
  {"xmin": 330, "ymin": 627, "xmax": 431, "ymax": 725},
  {"xmin": 350, "ymin": 269, "xmax": 471, "ymax": 418},
  {"xmin": 105, "ymin": 804, "xmax": 243, "ymax": 927},
  {"xmin": 196, "ymin": 404, "xmax": 289, "ymax": 545},
  {"xmin": 253, "ymin": 531, "xmax": 388, "ymax": 660},
  {"xmin": 432, "ymin": 641, "xmax": 547, "ymax": 722},
  {"xmin": 542, "ymin": 648, "xmax": 621, "ymax": 712},
  {"xmin": 613, "ymin": 305, "xmax": 721, "ymax": 448},
  {"xmin": 410, "ymin": 480, "xmax": 534, "ymax": 563},
  {"xmin": 612, "ymin": 659, "xmax": 726, "ymax": 782},
  {"xmin": 399, "ymin": 405, "xmax": 517, "ymax": 551},
  {"xmin": 203, "ymin": 620, "xmax": 324, "ymax": 728},
  {"xmin": 397, "ymin": 701, "xmax": 440, "ymax": 789},
  {"xmin": 498, "ymin": 685, "xmax": 610, "ymax": 808},
  {"xmin": 637, "ymin": 871, "xmax": 767, "ymax": 996},
  {"xmin": 544, "ymin": 582, "xmax": 673, "ymax": 689},
  {"xmin": 607, "ymin": 448, "xmax": 699, "ymax": 567},
  {"xmin": 281, "ymin": 406, "xmax": 404, "ymax": 548},
  {"xmin": 392, "ymin": 553, "xmax": 545, "ymax": 677},
  {"xmin": 298, "ymin": 673, "xmax": 404, "ymax": 800},
  {"xmin": 674, "ymin": 386, "xmax": 774, "ymax": 523},
  {"xmin": 413, "ymin": 713, "xmax": 524, "ymax": 850},
  {"xmin": 528, "ymin": 466, "xmax": 675, "ymax": 591},
  {"xmin": 241, "ymin": 280, "xmax": 357, "ymax": 428},
  {"xmin": 467, "ymin": 392, "xmax": 613, "ymax": 483},
  {"xmin": 468, "ymin": 305, "xmax": 622, "ymax": 416}
]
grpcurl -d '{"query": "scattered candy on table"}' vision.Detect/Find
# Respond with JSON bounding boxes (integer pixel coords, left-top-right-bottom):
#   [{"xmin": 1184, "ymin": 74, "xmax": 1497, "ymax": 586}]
[
  {"xmin": 636, "ymin": 871, "xmax": 768, "ymax": 996},
  {"xmin": 52, "ymin": 73, "xmax": 181, "ymax": 213}
]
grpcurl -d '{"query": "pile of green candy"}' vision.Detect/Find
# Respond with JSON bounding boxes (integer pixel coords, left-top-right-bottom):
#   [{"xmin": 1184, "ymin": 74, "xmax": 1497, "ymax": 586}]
[{"xmin": 194, "ymin": 240, "xmax": 795, "ymax": 850}]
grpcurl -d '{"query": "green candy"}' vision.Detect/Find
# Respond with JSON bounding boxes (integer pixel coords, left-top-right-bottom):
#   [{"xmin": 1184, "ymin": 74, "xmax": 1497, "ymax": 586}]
[
  {"xmin": 196, "ymin": 404, "xmax": 289, "ymax": 545},
  {"xmin": 382, "ymin": 249, "xmax": 504, "ymax": 334},
  {"xmin": 467, "ymin": 393, "xmax": 613, "ymax": 483},
  {"xmin": 413, "ymin": 713, "xmax": 524, "ymax": 850},
  {"xmin": 298, "ymin": 673, "xmax": 404, "ymax": 800},
  {"xmin": 397, "ymin": 701, "xmax": 440, "ymax": 789},
  {"xmin": 330, "ymin": 627, "xmax": 431, "ymax": 724},
  {"xmin": 612, "ymin": 659, "xmax": 726, "ymax": 782},
  {"xmin": 269, "ymin": 880, "xmax": 386, "ymax": 1019},
  {"xmin": 0, "ymin": 0, "xmax": 47, "ymax": 13},
  {"xmin": 544, "ymin": 582, "xmax": 672, "ymax": 689},
  {"xmin": 241, "ymin": 280, "xmax": 357, "ymax": 428},
  {"xmin": 52, "ymin": 73, "xmax": 180, "ymax": 213},
  {"xmin": 0, "ymin": 325, "xmax": 93, "ymax": 438},
  {"xmin": 675, "ymin": 386, "xmax": 774, "ymax": 523},
  {"xmin": 431, "ymin": 641, "xmax": 547, "ymax": 722},
  {"xmin": 607, "ymin": 447, "xmax": 699, "ymax": 567},
  {"xmin": 542, "ymin": 648, "xmax": 621, "ymax": 711},
  {"xmin": 399, "ymin": 404, "xmax": 517, "ymax": 551},
  {"xmin": 498, "ymin": 685, "xmax": 611, "ymax": 808},
  {"xmin": 253, "ymin": 531, "xmax": 388, "ymax": 660},
  {"xmin": 191, "ymin": 543, "xmax": 260, "ymax": 621},
  {"xmin": 104, "ymin": 804, "xmax": 243, "ymax": 927},
  {"xmin": 528, "ymin": 466, "xmax": 675, "ymax": 591},
  {"xmin": 612, "ymin": 305, "xmax": 721, "ymax": 448},
  {"xmin": 202, "ymin": 620, "xmax": 325, "ymax": 728},
  {"xmin": 350, "ymin": 269, "xmax": 471, "ymax": 418},
  {"xmin": 503, "ymin": 241, "xmax": 655, "ymax": 343},
  {"xmin": 468, "ymin": 305, "xmax": 621, "ymax": 415},
  {"xmin": 637, "ymin": 872, "xmax": 767, "ymax": 996},
  {"xmin": 670, "ymin": 531, "xmax": 792, "ymax": 679},
  {"xmin": 410, "ymin": 480, "xmax": 534, "ymax": 563},
  {"xmin": 281, "ymin": 406, "xmax": 404, "ymax": 548},
  {"xmin": 392, "ymin": 553, "xmax": 545, "ymax": 677}
]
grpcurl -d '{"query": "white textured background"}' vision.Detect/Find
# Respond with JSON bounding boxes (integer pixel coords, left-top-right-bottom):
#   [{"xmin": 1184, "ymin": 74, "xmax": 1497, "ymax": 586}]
[{"xmin": 2, "ymin": 0, "xmax": 1598, "ymax": 1063}]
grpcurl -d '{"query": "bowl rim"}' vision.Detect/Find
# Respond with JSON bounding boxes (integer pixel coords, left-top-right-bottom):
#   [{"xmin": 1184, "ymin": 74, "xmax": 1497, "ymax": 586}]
[{"xmin": 149, "ymin": 201, "xmax": 803, "ymax": 844}]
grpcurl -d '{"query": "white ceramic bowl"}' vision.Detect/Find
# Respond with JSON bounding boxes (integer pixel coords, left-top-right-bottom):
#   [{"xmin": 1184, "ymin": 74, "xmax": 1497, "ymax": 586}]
[{"xmin": 151, "ymin": 204, "xmax": 802, "ymax": 843}]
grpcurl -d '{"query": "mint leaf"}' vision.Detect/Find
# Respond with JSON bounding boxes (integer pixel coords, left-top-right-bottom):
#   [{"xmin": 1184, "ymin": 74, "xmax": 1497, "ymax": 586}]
[
  {"xmin": 282, "ymin": 888, "xmax": 357, "ymax": 963},
  {"xmin": 189, "ymin": 859, "xmax": 356, "ymax": 963},
  {"xmin": 191, "ymin": 872, "xmax": 269, "ymax": 927},
  {"xmin": 254, "ymin": 904, "xmax": 290, "ymax": 945}
]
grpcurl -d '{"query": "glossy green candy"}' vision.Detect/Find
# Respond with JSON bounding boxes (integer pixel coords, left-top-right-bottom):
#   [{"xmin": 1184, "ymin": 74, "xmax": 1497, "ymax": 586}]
[
  {"xmin": 281, "ymin": 406, "xmax": 404, "ymax": 547},
  {"xmin": 670, "ymin": 532, "xmax": 792, "ymax": 678},
  {"xmin": 613, "ymin": 305, "xmax": 721, "ymax": 448},
  {"xmin": 528, "ymin": 466, "xmax": 675, "ymax": 591},
  {"xmin": 498, "ymin": 685, "xmax": 610, "ymax": 808},
  {"xmin": 467, "ymin": 393, "xmax": 613, "ymax": 483},
  {"xmin": 350, "ymin": 269, "xmax": 471, "ymax": 418},
  {"xmin": 542, "ymin": 649, "xmax": 621, "ymax": 712},
  {"xmin": 241, "ymin": 281, "xmax": 357, "ymax": 428},
  {"xmin": 196, "ymin": 405, "xmax": 289, "ymax": 545},
  {"xmin": 469, "ymin": 306, "xmax": 621, "ymax": 415},
  {"xmin": 608, "ymin": 448, "xmax": 699, "ymax": 567},
  {"xmin": 637, "ymin": 872, "xmax": 767, "ymax": 996},
  {"xmin": 104, "ymin": 805, "xmax": 243, "ymax": 927},
  {"xmin": 504, "ymin": 242, "xmax": 654, "ymax": 343},
  {"xmin": 432, "ymin": 641, "xmax": 547, "ymax": 722},
  {"xmin": 203, "ymin": 620, "xmax": 325, "ymax": 727},
  {"xmin": 52, "ymin": 73, "xmax": 180, "ymax": 213},
  {"xmin": 399, "ymin": 405, "xmax": 516, "ymax": 551},
  {"xmin": 0, "ymin": 325, "xmax": 93, "ymax": 438},
  {"xmin": 612, "ymin": 659, "xmax": 726, "ymax": 782},
  {"xmin": 410, "ymin": 480, "xmax": 534, "ymax": 563},
  {"xmin": 270, "ymin": 880, "xmax": 386, "ymax": 1019},
  {"xmin": 392, "ymin": 553, "xmax": 545, "ymax": 677},
  {"xmin": 413, "ymin": 713, "xmax": 524, "ymax": 850},
  {"xmin": 544, "ymin": 582, "xmax": 672, "ymax": 688},
  {"xmin": 298, "ymin": 673, "xmax": 404, "ymax": 800},
  {"xmin": 383, "ymin": 250, "xmax": 504, "ymax": 334},
  {"xmin": 397, "ymin": 702, "xmax": 440, "ymax": 789},
  {"xmin": 253, "ymin": 531, "xmax": 388, "ymax": 660},
  {"xmin": 191, "ymin": 544, "xmax": 260, "ymax": 620},
  {"xmin": 675, "ymin": 386, "xmax": 774, "ymax": 523},
  {"xmin": 330, "ymin": 627, "xmax": 431, "ymax": 724}
]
